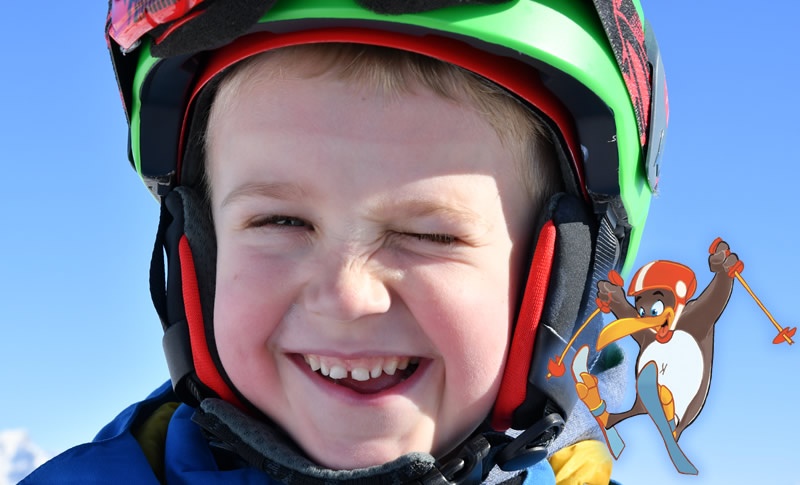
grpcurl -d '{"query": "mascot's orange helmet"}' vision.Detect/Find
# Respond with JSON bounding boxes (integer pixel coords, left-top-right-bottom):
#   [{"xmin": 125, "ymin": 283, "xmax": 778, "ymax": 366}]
[{"xmin": 628, "ymin": 260, "xmax": 697, "ymax": 305}]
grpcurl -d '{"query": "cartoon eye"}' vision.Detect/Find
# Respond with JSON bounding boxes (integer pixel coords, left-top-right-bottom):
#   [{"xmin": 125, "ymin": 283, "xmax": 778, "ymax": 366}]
[
  {"xmin": 638, "ymin": 307, "xmax": 645, "ymax": 317},
  {"xmin": 650, "ymin": 300, "xmax": 664, "ymax": 317}
]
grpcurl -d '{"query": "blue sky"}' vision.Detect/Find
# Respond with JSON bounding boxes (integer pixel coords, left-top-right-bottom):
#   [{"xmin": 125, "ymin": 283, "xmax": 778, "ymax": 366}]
[{"xmin": 1, "ymin": 1, "xmax": 798, "ymax": 483}]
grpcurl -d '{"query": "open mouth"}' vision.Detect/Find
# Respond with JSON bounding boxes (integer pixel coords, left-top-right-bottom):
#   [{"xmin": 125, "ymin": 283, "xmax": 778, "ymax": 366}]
[
  {"xmin": 655, "ymin": 320, "xmax": 673, "ymax": 343},
  {"xmin": 297, "ymin": 354, "xmax": 422, "ymax": 394}
]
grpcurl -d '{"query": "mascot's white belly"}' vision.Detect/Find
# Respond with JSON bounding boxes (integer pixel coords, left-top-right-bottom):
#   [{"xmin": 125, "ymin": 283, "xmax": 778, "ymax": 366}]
[{"xmin": 637, "ymin": 330, "xmax": 703, "ymax": 423}]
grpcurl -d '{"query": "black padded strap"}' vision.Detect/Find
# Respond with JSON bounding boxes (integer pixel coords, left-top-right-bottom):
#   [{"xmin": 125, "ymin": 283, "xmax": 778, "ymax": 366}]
[
  {"xmin": 149, "ymin": 200, "xmax": 170, "ymax": 328},
  {"xmin": 150, "ymin": 191, "xmax": 187, "ymax": 330}
]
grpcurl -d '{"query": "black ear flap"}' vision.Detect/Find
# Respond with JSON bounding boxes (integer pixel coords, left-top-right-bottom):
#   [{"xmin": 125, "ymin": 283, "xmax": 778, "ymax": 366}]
[
  {"xmin": 493, "ymin": 193, "xmax": 621, "ymax": 431},
  {"xmin": 151, "ymin": 186, "xmax": 240, "ymax": 407}
]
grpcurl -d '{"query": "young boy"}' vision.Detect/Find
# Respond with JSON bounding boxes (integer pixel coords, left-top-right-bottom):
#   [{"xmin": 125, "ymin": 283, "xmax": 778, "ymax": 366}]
[{"xmin": 24, "ymin": 0, "xmax": 667, "ymax": 483}]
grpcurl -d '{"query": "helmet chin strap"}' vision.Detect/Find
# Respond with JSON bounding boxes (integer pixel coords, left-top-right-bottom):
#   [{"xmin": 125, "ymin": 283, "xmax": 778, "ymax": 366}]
[{"xmin": 192, "ymin": 397, "xmax": 563, "ymax": 485}]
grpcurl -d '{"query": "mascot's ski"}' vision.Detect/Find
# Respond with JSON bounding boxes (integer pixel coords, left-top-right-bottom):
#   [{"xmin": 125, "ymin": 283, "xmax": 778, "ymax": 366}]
[{"xmin": 637, "ymin": 361, "xmax": 697, "ymax": 475}]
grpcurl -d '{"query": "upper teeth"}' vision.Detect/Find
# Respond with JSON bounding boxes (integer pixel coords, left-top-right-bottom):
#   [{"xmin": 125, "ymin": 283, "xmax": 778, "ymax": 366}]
[{"xmin": 303, "ymin": 355, "xmax": 417, "ymax": 381}]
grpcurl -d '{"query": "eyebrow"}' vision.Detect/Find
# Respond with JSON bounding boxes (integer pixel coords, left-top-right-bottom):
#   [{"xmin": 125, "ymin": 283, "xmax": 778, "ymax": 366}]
[{"xmin": 220, "ymin": 182, "xmax": 307, "ymax": 208}]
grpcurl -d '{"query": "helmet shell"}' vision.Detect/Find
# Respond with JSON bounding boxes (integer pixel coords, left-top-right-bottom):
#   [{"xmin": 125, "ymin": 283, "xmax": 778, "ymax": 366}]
[{"xmin": 113, "ymin": 0, "xmax": 660, "ymax": 273}]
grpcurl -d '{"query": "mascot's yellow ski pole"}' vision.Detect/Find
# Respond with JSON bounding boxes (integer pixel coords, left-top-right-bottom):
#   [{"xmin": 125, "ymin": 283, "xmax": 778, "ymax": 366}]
[
  {"xmin": 546, "ymin": 308, "xmax": 602, "ymax": 379},
  {"xmin": 710, "ymin": 238, "xmax": 795, "ymax": 345},
  {"xmin": 546, "ymin": 271, "xmax": 625, "ymax": 379}
]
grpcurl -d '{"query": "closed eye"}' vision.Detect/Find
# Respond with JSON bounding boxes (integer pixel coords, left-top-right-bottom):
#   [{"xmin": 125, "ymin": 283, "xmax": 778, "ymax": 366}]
[
  {"xmin": 408, "ymin": 233, "xmax": 457, "ymax": 245},
  {"xmin": 248, "ymin": 215, "xmax": 309, "ymax": 229}
]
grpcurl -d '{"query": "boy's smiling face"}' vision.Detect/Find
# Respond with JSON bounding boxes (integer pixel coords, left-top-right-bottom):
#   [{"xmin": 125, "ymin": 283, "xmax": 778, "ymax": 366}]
[{"xmin": 206, "ymin": 53, "xmax": 535, "ymax": 470}]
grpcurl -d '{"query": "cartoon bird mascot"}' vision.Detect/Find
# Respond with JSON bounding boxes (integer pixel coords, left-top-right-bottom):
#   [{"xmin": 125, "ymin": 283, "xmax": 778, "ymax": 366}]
[{"xmin": 574, "ymin": 239, "xmax": 740, "ymax": 474}]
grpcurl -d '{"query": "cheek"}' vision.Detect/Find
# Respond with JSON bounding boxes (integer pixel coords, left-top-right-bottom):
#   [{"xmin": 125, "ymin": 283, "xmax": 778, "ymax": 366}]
[
  {"xmin": 410, "ymin": 261, "xmax": 514, "ymax": 391},
  {"xmin": 212, "ymin": 246, "xmax": 292, "ymax": 380}
]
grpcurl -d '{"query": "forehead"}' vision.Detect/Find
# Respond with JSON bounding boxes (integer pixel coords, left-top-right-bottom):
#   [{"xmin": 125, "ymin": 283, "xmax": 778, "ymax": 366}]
[
  {"xmin": 206, "ymin": 47, "xmax": 518, "ymax": 165},
  {"xmin": 207, "ymin": 43, "xmax": 535, "ymax": 145},
  {"xmin": 206, "ymin": 60, "xmax": 531, "ymax": 212},
  {"xmin": 207, "ymin": 65, "xmax": 512, "ymax": 180}
]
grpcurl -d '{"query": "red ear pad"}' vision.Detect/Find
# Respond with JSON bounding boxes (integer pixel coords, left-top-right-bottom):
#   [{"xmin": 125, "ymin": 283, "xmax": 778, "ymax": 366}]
[
  {"xmin": 492, "ymin": 220, "xmax": 556, "ymax": 430},
  {"xmin": 178, "ymin": 235, "xmax": 243, "ymax": 407}
]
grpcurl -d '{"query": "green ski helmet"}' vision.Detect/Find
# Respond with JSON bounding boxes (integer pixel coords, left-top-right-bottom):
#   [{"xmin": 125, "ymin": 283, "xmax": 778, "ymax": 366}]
[{"xmin": 106, "ymin": 0, "xmax": 667, "ymax": 471}]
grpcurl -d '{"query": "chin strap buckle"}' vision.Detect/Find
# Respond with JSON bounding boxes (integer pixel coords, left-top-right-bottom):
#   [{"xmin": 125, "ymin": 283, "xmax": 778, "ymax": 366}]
[
  {"xmin": 418, "ymin": 412, "xmax": 564, "ymax": 485},
  {"xmin": 419, "ymin": 434, "xmax": 491, "ymax": 485},
  {"xmin": 495, "ymin": 413, "xmax": 565, "ymax": 472}
]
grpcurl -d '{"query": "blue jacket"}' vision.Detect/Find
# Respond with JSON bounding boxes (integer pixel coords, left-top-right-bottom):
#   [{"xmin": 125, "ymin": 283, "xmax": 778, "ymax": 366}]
[{"xmin": 21, "ymin": 382, "xmax": 557, "ymax": 484}]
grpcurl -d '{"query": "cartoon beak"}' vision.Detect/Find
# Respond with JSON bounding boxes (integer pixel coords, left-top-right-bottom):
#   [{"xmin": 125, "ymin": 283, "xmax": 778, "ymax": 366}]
[{"xmin": 596, "ymin": 308, "xmax": 675, "ymax": 350}]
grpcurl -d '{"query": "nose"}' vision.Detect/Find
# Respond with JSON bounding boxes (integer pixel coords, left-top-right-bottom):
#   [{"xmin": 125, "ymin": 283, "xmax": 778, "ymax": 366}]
[{"xmin": 303, "ymin": 253, "xmax": 392, "ymax": 322}]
